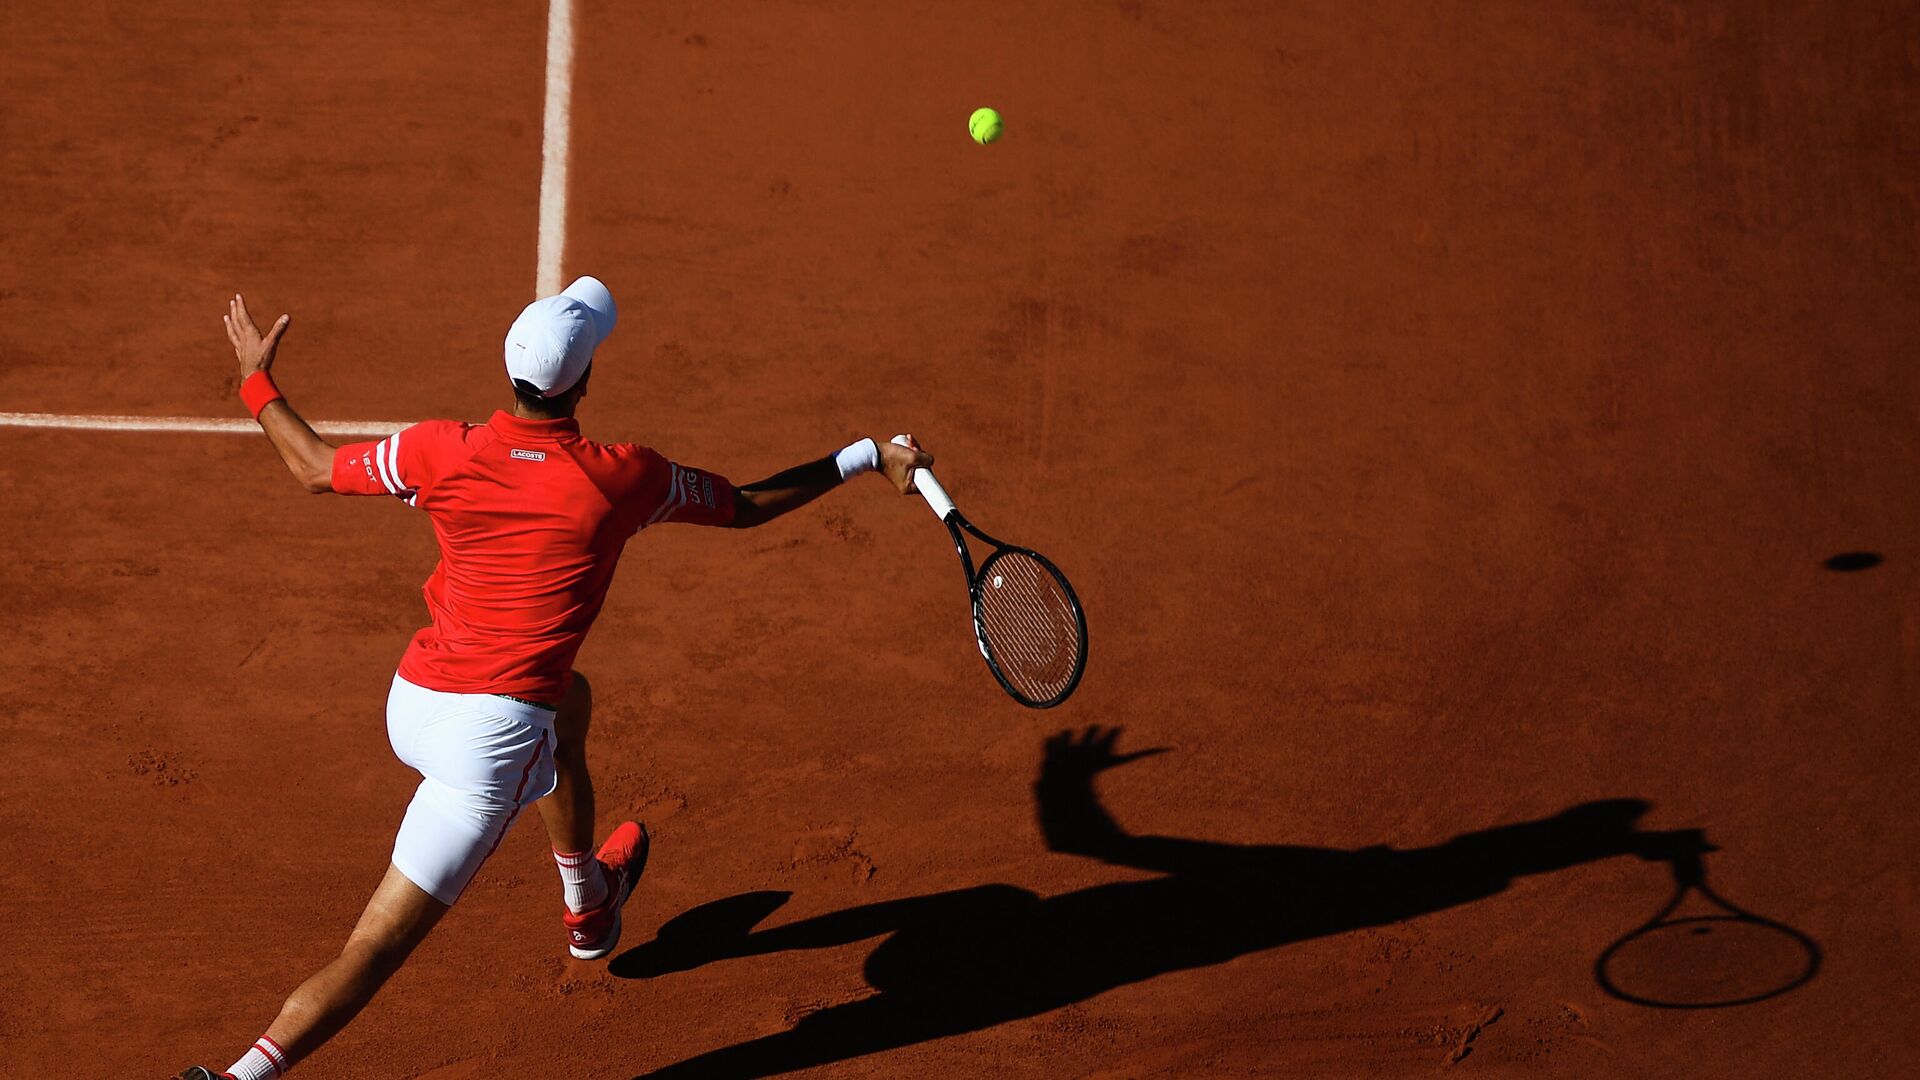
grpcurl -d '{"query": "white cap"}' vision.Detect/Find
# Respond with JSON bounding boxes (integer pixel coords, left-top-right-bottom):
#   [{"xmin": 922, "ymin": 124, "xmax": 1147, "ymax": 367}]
[{"xmin": 503, "ymin": 276, "xmax": 618, "ymax": 397}]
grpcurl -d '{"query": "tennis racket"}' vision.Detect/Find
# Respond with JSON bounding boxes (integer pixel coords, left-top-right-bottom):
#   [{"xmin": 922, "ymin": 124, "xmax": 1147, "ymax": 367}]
[{"xmin": 893, "ymin": 435, "xmax": 1088, "ymax": 709}]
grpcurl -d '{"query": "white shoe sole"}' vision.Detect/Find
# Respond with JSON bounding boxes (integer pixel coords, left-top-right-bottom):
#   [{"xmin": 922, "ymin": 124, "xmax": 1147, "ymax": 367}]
[{"xmin": 569, "ymin": 907, "xmax": 622, "ymax": 961}]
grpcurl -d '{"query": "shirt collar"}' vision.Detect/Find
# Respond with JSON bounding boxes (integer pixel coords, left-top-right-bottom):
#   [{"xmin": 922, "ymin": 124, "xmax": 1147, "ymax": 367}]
[{"xmin": 488, "ymin": 409, "xmax": 581, "ymax": 440}]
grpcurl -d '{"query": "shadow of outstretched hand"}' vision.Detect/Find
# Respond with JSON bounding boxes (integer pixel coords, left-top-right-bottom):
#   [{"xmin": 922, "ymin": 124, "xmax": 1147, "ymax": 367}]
[{"xmin": 1040, "ymin": 725, "xmax": 1166, "ymax": 784}]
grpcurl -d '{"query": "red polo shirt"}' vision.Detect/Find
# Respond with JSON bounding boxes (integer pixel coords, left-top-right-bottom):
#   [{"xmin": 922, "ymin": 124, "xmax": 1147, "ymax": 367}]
[{"xmin": 331, "ymin": 410, "xmax": 737, "ymax": 703}]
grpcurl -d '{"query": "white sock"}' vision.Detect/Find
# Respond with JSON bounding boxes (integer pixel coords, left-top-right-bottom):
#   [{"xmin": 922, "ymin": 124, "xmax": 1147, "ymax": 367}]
[
  {"xmin": 555, "ymin": 848, "xmax": 608, "ymax": 913},
  {"xmin": 228, "ymin": 1035, "xmax": 289, "ymax": 1079}
]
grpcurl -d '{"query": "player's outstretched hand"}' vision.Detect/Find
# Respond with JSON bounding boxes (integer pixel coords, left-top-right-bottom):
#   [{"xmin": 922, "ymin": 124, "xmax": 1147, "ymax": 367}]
[
  {"xmin": 224, "ymin": 293, "xmax": 291, "ymax": 378},
  {"xmin": 880, "ymin": 433, "xmax": 934, "ymax": 494}
]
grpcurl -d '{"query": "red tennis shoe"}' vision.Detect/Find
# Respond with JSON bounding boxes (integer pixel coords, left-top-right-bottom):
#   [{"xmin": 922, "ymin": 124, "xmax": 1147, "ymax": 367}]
[{"xmin": 564, "ymin": 821, "xmax": 648, "ymax": 960}]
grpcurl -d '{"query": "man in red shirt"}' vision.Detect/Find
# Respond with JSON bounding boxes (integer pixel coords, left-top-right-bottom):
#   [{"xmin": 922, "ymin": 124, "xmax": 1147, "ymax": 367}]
[{"xmin": 181, "ymin": 282, "xmax": 931, "ymax": 1080}]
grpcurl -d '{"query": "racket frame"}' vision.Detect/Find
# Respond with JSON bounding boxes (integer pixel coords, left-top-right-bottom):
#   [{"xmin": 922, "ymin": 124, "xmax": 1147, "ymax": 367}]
[
  {"xmin": 945, "ymin": 514, "xmax": 1088, "ymax": 708},
  {"xmin": 895, "ymin": 441, "xmax": 1088, "ymax": 709}
]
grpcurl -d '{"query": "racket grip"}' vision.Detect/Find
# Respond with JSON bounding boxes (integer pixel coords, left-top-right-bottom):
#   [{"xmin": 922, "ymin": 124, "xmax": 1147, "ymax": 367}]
[{"xmin": 891, "ymin": 433, "xmax": 957, "ymax": 521}]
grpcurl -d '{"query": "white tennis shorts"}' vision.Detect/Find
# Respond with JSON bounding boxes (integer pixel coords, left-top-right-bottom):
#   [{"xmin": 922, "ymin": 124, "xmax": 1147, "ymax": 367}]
[{"xmin": 386, "ymin": 673, "xmax": 558, "ymax": 905}]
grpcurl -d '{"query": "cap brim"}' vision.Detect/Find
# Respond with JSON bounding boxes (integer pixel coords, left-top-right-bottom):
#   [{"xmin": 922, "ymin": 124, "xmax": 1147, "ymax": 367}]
[{"xmin": 561, "ymin": 276, "xmax": 617, "ymax": 344}]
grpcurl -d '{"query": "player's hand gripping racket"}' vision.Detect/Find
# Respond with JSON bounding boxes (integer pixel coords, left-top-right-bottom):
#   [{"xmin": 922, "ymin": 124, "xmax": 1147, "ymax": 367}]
[{"xmin": 893, "ymin": 435, "xmax": 1088, "ymax": 708}]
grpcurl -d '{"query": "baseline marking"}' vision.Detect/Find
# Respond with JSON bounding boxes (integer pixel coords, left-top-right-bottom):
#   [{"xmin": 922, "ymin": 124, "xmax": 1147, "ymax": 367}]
[
  {"xmin": 0, "ymin": 412, "xmax": 408, "ymax": 436},
  {"xmin": 8, "ymin": 9, "xmax": 572, "ymax": 435},
  {"xmin": 535, "ymin": 0, "xmax": 575, "ymax": 297}
]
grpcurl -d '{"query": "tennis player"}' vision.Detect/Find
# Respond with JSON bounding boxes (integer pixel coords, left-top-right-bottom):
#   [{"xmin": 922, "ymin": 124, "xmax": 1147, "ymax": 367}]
[{"xmin": 177, "ymin": 281, "xmax": 931, "ymax": 1080}]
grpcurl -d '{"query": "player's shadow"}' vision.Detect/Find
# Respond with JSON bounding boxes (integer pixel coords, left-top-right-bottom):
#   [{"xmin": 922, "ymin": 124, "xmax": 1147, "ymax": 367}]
[{"xmin": 612, "ymin": 727, "xmax": 1714, "ymax": 1079}]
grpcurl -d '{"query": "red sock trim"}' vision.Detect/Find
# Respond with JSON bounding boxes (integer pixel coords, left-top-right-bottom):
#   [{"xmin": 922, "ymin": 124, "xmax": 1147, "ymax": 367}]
[
  {"xmin": 255, "ymin": 1035, "xmax": 287, "ymax": 1075},
  {"xmin": 240, "ymin": 371, "xmax": 283, "ymax": 419}
]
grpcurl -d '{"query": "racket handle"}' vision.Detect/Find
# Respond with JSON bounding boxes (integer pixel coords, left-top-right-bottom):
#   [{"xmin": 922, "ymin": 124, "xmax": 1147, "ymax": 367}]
[{"xmin": 891, "ymin": 433, "xmax": 957, "ymax": 521}]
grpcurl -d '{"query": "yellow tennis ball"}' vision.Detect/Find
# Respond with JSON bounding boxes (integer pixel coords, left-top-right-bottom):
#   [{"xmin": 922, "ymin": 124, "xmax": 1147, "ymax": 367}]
[{"xmin": 969, "ymin": 107, "xmax": 1003, "ymax": 145}]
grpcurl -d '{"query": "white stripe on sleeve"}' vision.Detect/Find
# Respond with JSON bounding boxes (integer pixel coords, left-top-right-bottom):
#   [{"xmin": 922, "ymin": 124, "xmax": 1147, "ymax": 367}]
[
  {"xmin": 373, "ymin": 438, "xmax": 400, "ymax": 495},
  {"xmin": 644, "ymin": 464, "xmax": 688, "ymax": 526},
  {"xmin": 388, "ymin": 429, "xmax": 407, "ymax": 489}
]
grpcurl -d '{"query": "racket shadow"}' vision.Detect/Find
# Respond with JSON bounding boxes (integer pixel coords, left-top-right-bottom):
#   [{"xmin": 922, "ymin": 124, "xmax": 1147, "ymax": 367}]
[
  {"xmin": 611, "ymin": 726, "xmax": 1818, "ymax": 1079},
  {"xmin": 1595, "ymin": 842, "xmax": 1822, "ymax": 1008}
]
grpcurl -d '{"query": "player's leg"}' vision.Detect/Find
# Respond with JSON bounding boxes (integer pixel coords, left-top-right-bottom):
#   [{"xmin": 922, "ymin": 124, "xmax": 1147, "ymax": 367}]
[
  {"xmin": 208, "ymin": 679, "xmax": 554, "ymax": 1078},
  {"xmin": 190, "ymin": 863, "xmax": 447, "ymax": 1080},
  {"xmin": 535, "ymin": 670, "xmax": 648, "ymax": 959},
  {"xmin": 262, "ymin": 865, "xmax": 449, "ymax": 1072},
  {"xmin": 537, "ymin": 670, "xmax": 598, "ymax": 856},
  {"xmin": 182, "ymin": 678, "xmax": 568, "ymax": 1077}
]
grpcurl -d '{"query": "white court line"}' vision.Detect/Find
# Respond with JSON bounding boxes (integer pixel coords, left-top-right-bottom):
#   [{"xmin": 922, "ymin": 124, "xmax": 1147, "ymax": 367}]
[
  {"xmin": 535, "ymin": 0, "xmax": 575, "ymax": 297},
  {"xmin": 0, "ymin": 412, "xmax": 407, "ymax": 436},
  {"xmin": 7, "ymin": 9, "xmax": 570, "ymax": 437}
]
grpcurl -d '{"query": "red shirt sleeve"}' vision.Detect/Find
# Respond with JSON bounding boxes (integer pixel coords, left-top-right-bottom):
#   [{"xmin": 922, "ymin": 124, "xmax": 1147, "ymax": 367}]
[
  {"xmin": 331, "ymin": 421, "xmax": 462, "ymax": 505},
  {"xmin": 624, "ymin": 446, "xmax": 737, "ymax": 528}
]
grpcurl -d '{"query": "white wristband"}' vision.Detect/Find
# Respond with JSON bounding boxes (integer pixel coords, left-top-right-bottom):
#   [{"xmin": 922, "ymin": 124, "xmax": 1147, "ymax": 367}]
[{"xmin": 834, "ymin": 437, "xmax": 879, "ymax": 482}]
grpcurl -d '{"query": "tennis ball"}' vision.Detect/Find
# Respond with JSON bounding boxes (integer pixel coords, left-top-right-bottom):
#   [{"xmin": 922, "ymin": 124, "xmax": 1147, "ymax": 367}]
[{"xmin": 969, "ymin": 107, "xmax": 1003, "ymax": 145}]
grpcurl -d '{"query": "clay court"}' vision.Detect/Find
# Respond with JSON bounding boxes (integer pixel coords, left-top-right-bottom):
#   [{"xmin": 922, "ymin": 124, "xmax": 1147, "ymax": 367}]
[{"xmin": 3, "ymin": 1, "xmax": 1917, "ymax": 1076}]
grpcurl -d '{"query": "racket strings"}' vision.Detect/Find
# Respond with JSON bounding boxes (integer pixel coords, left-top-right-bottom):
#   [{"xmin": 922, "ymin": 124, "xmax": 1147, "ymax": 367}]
[{"xmin": 976, "ymin": 552, "xmax": 1082, "ymax": 702}]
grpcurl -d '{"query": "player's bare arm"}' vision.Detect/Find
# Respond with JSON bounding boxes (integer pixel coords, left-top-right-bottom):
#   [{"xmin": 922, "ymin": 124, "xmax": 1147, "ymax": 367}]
[
  {"xmin": 730, "ymin": 435, "xmax": 932, "ymax": 528},
  {"xmin": 224, "ymin": 293, "xmax": 335, "ymax": 493}
]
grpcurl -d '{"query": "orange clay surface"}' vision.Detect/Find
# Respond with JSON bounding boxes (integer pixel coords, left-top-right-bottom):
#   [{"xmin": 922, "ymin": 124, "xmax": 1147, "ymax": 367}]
[{"xmin": 2, "ymin": 2, "xmax": 1917, "ymax": 1076}]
